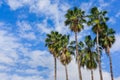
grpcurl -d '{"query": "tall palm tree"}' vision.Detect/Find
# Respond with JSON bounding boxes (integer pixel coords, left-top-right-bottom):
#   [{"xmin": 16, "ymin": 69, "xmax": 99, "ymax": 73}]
[
  {"xmin": 69, "ymin": 40, "xmax": 86, "ymax": 80},
  {"xmin": 60, "ymin": 46, "xmax": 72, "ymax": 80},
  {"xmin": 88, "ymin": 7, "xmax": 109, "ymax": 80},
  {"xmin": 59, "ymin": 35, "xmax": 72, "ymax": 80},
  {"xmin": 99, "ymin": 27, "xmax": 115, "ymax": 80},
  {"xmin": 45, "ymin": 31, "xmax": 63, "ymax": 80},
  {"xmin": 83, "ymin": 35, "xmax": 98, "ymax": 80},
  {"xmin": 65, "ymin": 7, "xmax": 86, "ymax": 80},
  {"xmin": 60, "ymin": 47, "xmax": 72, "ymax": 80}
]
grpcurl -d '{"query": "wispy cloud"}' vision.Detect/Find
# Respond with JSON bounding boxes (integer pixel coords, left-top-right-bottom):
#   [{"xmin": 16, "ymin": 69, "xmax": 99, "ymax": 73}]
[
  {"xmin": 6, "ymin": 0, "xmax": 33, "ymax": 10},
  {"xmin": 0, "ymin": 30, "xmax": 21, "ymax": 65},
  {"xmin": 37, "ymin": 19, "xmax": 53, "ymax": 34},
  {"xmin": 17, "ymin": 21, "xmax": 36, "ymax": 40},
  {"xmin": 99, "ymin": 0, "xmax": 110, "ymax": 8},
  {"xmin": 7, "ymin": 0, "xmax": 24, "ymax": 10},
  {"xmin": 108, "ymin": 17, "xmax": 116, "ymax": 24},
  {"xmin": 6, "ymin": 0, "xmax": 71, "ymax": 34},
  {"xmin": 0, "ymin": 22, "xmax": 4, "ymax": 26},
  {"xmin": 111, "ymin": 33, "xmax": 120, "ymax": 53},
  {"xmin": 0, "ymin": 29, "xmax": 49, "ymax": 80},
  {"xmin": 115, "ymin": 11, "xmax": 120, "ymax": 18},
  {"xmin": 80, "ymin": 2, "xmax": 93, "ymax": 12}
]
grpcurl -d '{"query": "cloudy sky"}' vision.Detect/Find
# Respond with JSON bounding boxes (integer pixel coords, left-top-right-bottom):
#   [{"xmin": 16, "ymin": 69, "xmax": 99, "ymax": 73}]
[{"xmin": 0, "ymin": 0, "xmax": 120, "ymax": 80}]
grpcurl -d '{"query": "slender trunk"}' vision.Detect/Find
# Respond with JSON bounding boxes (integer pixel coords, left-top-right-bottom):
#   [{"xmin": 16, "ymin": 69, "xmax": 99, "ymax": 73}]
[
  {"xmin": 90, "ymin": 51, "xmax": 94, "ymax": 80},
  {"xmin": 96, "ymin": 31, "xmax": 103, "ymax": 80},
  {"xmin": 108, "ymin": 53, "xmax": 114, "ymax": 80},
  {"xmin": 91, "ymin": 69, "xmax": 94, "ymax": 80},
  {"xmin": 65, "ymin": 65, "xmax": 69, "ymax": 80},
  {"xmin": 78, "ymin": 61, "xmax": 82, "ymax": 80},
  {"xmin": 75, "ymin": 32, "xmax": 82, "ymax": 80},
  {"xmin": 54, "ymin": 57, "xmax": 57, "ymax": 80}
]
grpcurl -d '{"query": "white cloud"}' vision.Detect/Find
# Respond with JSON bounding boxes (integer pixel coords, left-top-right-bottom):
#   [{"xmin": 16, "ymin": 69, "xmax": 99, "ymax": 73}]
[
  {"xmin": 108, "ymin": 17, "xmax": 116, "ymax": 24},
  {"xmin": 29, "ymin": 0, "xmax": 58, "ymax": 18},
  {"xmin": 0, "ymin": 30, "xmax": 21, "ymax": 65},
  {"xmin": 80, "ymin": 2, "xmax": 93, "ymax": 12},
  {"xmin": 0, "ymin": 23, "xmax": 47, "ymax": 79},
  {"xmin": 20, "ymin": 32, "xmax": 36, "ymax": 40},
  {"xmin": 111, "ymin": 33, "xmax": 120, "ymax": 53},
  {"xmin": 17, "ymin": 21, "xmax": 36, "ymax": 40},
  {"xmin": 99, "ymin": 0, "xmax": 110, "ymax": 7},
  {"xmin": 99, "ymin": 0, "xmax": 116, "ymax": 9},
  {"xmin": 11, "ymin": 75, "xmax": 44, "ymax": 80},
  {"xmin": 37, "ymin": 19, "xmax": 53, "ymax": 34},
  {"xmin": 6, "ymin": 0, "xmax": 71, "ymax": 38},
  {"xmin": 0, "ymin": 73, "xmax": 45, "ymax": 80},
  {"xmin": 34, "ymin": 0, "xmax": 51, "ymax": 13},
  {"xmin": 0, "ymin": 22, "xmax": 4, "ymax": 27},
  {"xmin": 17, "ymin": 21, "xmax": 32, "ymax": 31},
  {"xmin": 7, "ymin": 0, "xmax": 23, "ymax": 10},
  {"xmin": 32, "ymin": 0, "xmax": 70, "ymax": 34},
  {"xmin": 7, "ymin": 0, "xmax": 33, "ymax": 10},
  {"xmin": 115, "ymin": 77, "xmax": 120, "ymax": 80},
  {"xmin": 38, "ymin": 52, "xmax": 120, "ymax": 80},
  {"xmin": 28, "ymin": 50, "xmax": 53, "ymax": 69},
  {"xmin": 0, "ymin": 53, "xmax": 14, "ymax": 64},
  {"xmin": 116, "ymin": 12, "xmax": 120, "ymax": 17},
  {"xmin": 6, "ymin": 0, "xmax": 71, "ymax": 34}
]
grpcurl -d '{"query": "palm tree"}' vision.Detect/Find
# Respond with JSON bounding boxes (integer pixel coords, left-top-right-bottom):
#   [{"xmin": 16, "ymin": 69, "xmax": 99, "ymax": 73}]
[
  {"xmin": 88, "ymin": 7, "xmax": 109, "ymax": 80},
  {"xmin": 99, "ymin": 27, "xmax": 115, "ymax": 80},
  {"xmin": 69, "ymin": 40, "xmax": 86, "ymax": 80},
  {"xmin": 59, "ymin": 35, "xmax": 72, "ymax": 80},
  {"xmin": 45, "ymin": 31, "xmax": 63, "ymax": 80},
  {"xmin": 83, "ymin": 35, "xmax": 98, "ymax": 80},
  {"xmin": 65, "ymin": 7, "xmax": 86, "ymax": 80},
  {"xmin": 60, "ymin": 46, "xmax": 72, "ymax": 80},
  {"xmin": 60, "ymin": 47, "xmax": 72, "ymax": 80}
]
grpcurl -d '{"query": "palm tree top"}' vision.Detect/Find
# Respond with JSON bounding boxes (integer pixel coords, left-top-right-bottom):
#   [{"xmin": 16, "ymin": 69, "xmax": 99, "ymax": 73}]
[
  {"xmin": 45, "ymin": 31, "xmax": 63, "ymax": 57},
  {"xmin": 87, "ymin": 6, "xmax": 109, "ymax": 27},
  {"xmin": 99, "ymin": 27, "xmax": 116, "ymax": 54},
  {"xmin": 65, "ymin": 7, "xmax": 86, "ymax": 32}
]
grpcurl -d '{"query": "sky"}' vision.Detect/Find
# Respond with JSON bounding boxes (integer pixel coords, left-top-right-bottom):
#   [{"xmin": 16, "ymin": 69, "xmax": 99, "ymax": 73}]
[{"xmin": 0, "ymin": 0, "xmax": 120, "ymax": 80}]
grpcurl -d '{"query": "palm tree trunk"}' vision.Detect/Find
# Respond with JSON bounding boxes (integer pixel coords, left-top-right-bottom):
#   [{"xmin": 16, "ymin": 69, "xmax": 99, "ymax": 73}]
[
  {"xmin": 65, "ymin": 65, "xmax": 69, "ymax": 80},
  {"xmin": 75, "ymin": 32, "xmax": 82, "ymax": 80},
  {"xmin": 96, "ymin": 31, "xmax": 103, "ymax": 80},
  {"xmin": 91, "ymin": 69, "xmax": 94, "ymax": 80},
  {"xmin": 108, "ymin": 53, "xmax": 114, "ymax": 80},
  {"xmin": 54, "ymin": 57, "xmax": 57, "ymax": 80},
  {"xmin": 78, "ymin": 61, "xmax": 82, "ymax": 80},
  {"xmin": 90, "ymin": 50, "xmax": 94, "ymax": 80}
]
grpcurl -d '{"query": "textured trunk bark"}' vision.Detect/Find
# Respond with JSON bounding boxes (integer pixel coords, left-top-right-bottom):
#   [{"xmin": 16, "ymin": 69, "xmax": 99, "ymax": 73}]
[
  {"xmin": 96, "ymin": 31, "xmax": 103, "ymax": 80},
  {"xmin": 108, "ymin": 52, "xmax": 114, "ymax": 80},
  {"xmin": 91, "ymin": 69, "xmax": 94, "ymax": 80},
  {"xmin": 65, "ymin": 65, "xmax": 69, "ymax": 80},
  {"xmin": 54, "ymin": 57, "xmax": 57, "ymax": 80},
  {"xmin": 75, "ymin": 32, "xmax": 82, "ymax": 80}
]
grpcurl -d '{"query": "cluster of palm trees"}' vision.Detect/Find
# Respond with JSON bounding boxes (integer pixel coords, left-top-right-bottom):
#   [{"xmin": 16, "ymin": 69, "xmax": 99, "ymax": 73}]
[{"xmin": 45, "ymin": 6, "xmax": 115, "ymax": 80}]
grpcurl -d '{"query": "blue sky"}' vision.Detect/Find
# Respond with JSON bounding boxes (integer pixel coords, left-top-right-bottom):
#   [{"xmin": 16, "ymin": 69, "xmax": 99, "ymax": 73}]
[{"xmin": 0, "ymin": 0, "xmax": 120, "ymax": 80}]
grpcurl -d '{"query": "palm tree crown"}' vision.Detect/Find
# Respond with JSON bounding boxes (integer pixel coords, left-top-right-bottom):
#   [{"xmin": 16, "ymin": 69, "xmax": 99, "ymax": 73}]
[
  {"xmin": 45, "ymin": 31, "xmax": 63, "ymax": 57},
  {"xmin": 65, "ymin": 7, "xmax": 86, "ymax": 32},
  {"xmin": 99, "ymin": 27, "xmax": 115, "ymax": 54}
]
